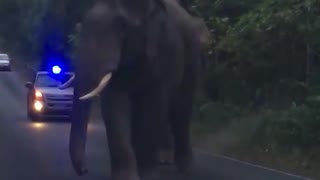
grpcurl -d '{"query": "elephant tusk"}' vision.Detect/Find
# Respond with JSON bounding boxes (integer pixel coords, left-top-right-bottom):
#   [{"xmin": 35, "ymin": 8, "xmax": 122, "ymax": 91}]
[
  {"xmin": 59, "ymin": 74, "xmax": 75, "ymax": 89},
  {"xmin": 79, "ymin": 73, "xmax": 112, "ymax": 100}
]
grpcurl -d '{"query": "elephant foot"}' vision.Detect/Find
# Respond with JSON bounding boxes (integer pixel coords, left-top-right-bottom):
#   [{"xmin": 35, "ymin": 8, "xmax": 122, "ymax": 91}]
[
  {"xmin": 69, "ymin": 147, "xmax": 88, "ymax": 176},
  {"xmin": 175, "ymin": 152, "xmax": 193, "ymax": 174},
  {"xmin": 70, "ymin": 159, "xmax": 88, "ymax": 176},
  {"xmin": 158, "ymin": 149, "xmax": 174, "ymax": 165},
  {"xmin": 176, "ymin": 160, "xmax": 192, "ymax": 175},
  {"xmin": 75, "ymin": 165, "xmax": 88, "ymax": 176}
]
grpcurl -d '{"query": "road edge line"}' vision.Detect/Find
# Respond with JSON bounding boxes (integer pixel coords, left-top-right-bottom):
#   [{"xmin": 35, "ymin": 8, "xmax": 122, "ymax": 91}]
[{"xmin": 194, "ymin": 148, "xmax": 313, "ymax": 180}]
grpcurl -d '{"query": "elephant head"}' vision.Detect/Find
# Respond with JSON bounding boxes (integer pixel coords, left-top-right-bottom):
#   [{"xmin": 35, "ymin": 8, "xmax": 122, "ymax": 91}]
[{"xmin": 60, "ymin": 0, "xmax": 165, "ymax": 96}]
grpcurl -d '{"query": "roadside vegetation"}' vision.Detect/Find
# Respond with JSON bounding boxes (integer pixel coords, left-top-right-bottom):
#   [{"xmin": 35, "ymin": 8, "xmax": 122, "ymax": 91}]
[{"xmin": 0, "ymin": 0, "xmax": 320, "ymax": 178}]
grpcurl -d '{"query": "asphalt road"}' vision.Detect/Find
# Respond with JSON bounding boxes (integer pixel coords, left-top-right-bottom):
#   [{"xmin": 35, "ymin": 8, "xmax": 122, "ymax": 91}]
[{"xmin": 0, "ymin": 70, "xmax": 312, "ymax": 180}]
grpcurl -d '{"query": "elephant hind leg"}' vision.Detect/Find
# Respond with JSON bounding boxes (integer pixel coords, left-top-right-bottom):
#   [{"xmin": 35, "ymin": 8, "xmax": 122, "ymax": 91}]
[
  {"xmin": 169, "ymin": 85, "xmax": 196, "ymax": 174},
  {"xmin": 158, "ymin": 124, "xmax": 175, "ymax": 165}
]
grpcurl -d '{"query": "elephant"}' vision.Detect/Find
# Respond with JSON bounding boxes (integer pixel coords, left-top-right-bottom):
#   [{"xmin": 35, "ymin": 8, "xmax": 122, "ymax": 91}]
[{"xmin": 58, "ymin": 0, "xmax": 210, "ymax": 179}]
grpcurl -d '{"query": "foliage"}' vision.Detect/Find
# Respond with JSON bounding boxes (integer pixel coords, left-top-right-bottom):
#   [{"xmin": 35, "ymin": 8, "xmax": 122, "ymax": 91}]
[
  {"xmin": 250, "ymin": 102, "xmax": 320, "ymax": 153},
  {"xmin": 0, "ymin": 0, "xmax": 90, "ymax": 61},
  {"xmin": 189, "ymin": 1, "xmax": 320, "ymax": 175},
  {"xmin": 193, "ymin": 102, "xmax": 249, "ymax": 136},
  {"xmin": 193, "ymin": 0, "xmax": 320, "ymax": 108},
  {"xmin": 0, "ymin": 0, "xmax": 47, "ymax": 59}
]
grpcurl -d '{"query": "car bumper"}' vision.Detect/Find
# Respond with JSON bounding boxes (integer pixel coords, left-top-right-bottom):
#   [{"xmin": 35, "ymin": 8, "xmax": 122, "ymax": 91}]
[
  {"xmin": 32, "ymin": 107, "xmax": 72, "ymax": 118},
  {"xmin": 0, "ymin": 64, "xmax": 10, "ymax": 70}
]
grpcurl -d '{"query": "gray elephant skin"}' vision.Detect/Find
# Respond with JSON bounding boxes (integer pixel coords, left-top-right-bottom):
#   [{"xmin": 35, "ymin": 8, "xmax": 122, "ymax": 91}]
[{"xmin": 59, "ymin": 0, "xmax": 209, "ymax": 179}]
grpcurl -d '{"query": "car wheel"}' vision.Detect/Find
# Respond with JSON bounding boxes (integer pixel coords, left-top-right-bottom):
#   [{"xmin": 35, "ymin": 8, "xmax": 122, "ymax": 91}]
[
  {"xmin": 27, "ymin": 105, "xmax": 39, "ymax": 121},
  {"xmin": 3, "ymin": 66, "xmax": 11, "ymax": 71},
  {"xmin": 27, "ymin": 97, "xmax": 34, "ymax": 120},
  {"xmin": 28, "ymin": 112, "xmax": 40, "ymax": 121},
  {"xmin": 27, "ymin": 111, "xmax": 34, "ymax": 120}
]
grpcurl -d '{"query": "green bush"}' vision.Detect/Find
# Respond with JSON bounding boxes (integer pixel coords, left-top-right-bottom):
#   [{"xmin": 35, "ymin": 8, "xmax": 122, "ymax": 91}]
[
  {"xmin": 192, "ymin": 102, "xmax": 249, "ymax": 136},
  {"xmin": 250, "ymin": 102, "xmax": 320, "ymax": 153}
]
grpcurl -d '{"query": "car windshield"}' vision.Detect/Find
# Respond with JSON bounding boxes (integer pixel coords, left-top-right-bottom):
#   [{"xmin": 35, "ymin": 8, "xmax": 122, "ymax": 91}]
[
  {"xmin": 0, "ymin": 54, "xmax": 9, "ymax": 61},
  {"xmin": 35, "ymin": 73, "xmax": 73, "ymax": 87}
]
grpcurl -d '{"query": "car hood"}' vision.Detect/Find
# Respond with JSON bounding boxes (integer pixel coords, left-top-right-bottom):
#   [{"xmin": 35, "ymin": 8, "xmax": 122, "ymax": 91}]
[
  {"xmin": 0, "ymin": 60, "xmax": 9, "ymax": 63},
  {"xmin": 35, "ymin": 87, "xmax": 74, "ymax": 96}
]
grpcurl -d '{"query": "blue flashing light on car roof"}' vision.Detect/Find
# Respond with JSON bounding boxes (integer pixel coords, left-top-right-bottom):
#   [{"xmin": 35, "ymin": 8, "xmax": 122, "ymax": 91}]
[{"xmin": 52, "ymin": 65, "xmax": 62, "ymax": 74}]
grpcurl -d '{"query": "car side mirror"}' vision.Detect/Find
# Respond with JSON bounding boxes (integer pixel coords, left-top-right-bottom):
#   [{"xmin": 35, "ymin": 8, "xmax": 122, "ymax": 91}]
[{"xmin": 25, "ymin": 82, "xmax": 33, "ymax": 88}]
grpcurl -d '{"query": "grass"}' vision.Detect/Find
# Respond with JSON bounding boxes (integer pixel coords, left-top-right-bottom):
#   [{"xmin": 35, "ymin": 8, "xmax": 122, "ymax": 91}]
[{"xmin": 191, "ymin": 101, "xmax": 320, "ymax": 179}]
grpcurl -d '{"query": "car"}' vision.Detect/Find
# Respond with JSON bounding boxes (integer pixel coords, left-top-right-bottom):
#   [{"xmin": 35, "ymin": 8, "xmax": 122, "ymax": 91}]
[
  {"xmin": 25, "ymin": 69, "xmax": 74, "ymax": 121},
  {"xmin": 0, "ymin": 53, "xmax": 11, "ymax": 71}
]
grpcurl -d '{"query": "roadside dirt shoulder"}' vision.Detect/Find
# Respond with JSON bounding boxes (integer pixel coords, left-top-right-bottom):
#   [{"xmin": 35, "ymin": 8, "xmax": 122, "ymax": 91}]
[{"xmin": 192, "ymin": 118, "xmax": 320, "ymax": 179}]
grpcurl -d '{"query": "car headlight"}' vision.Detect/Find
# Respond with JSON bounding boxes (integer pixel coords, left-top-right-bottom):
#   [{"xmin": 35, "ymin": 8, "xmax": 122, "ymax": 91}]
[
  {"xmin": 35, "ymin": 90, "xmax": 42, "ymax": 98},
  {"xmin": 33, "ymin": 100, "xmax": 43, "ymax": 112}
]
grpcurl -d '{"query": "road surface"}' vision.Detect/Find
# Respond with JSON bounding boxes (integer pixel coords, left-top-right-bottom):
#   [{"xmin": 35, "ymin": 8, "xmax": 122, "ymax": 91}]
[{"xmin": 0, "ymin": 70, "xmax": 311, "ymax": 180}]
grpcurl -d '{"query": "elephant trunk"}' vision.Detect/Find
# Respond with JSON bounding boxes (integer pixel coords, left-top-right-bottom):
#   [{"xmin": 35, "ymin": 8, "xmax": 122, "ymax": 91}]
[
  {"xmin": 69, "ymin": 86, "xmax": 92, "ymax": 176},
  {"xmin": 69, "ymin": 127, "xmax": 89, "ymax": 176},
  {"xmin": 66, "ymin": 72, "xmax": 112, "ymax": 176},
  {"xmin": 79, "ymin": 73, "xmax": 112, "ymax": 100},
  {"xmin": 59, "ymin": 74, "xmax": 75, "ymax": 89}
]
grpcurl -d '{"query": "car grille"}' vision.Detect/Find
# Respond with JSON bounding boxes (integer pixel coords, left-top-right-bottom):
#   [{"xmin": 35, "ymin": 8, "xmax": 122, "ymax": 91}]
[{"xmin": 46, "ymin": 94, "xmax": 73, "ymax": 101}]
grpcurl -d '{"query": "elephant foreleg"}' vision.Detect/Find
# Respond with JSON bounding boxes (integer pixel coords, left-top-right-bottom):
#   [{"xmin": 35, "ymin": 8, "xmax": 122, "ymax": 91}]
[
  {"xmin": 158, "ymin": 124, "xmax": 174, "ymax": 165},
  {"xmin": 100, "ymin": 87, "xmax": 140, "ymax": 180},
  {"xmin": 131, "ymin": 87, "xmax": 171, "ymax": 176}
]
